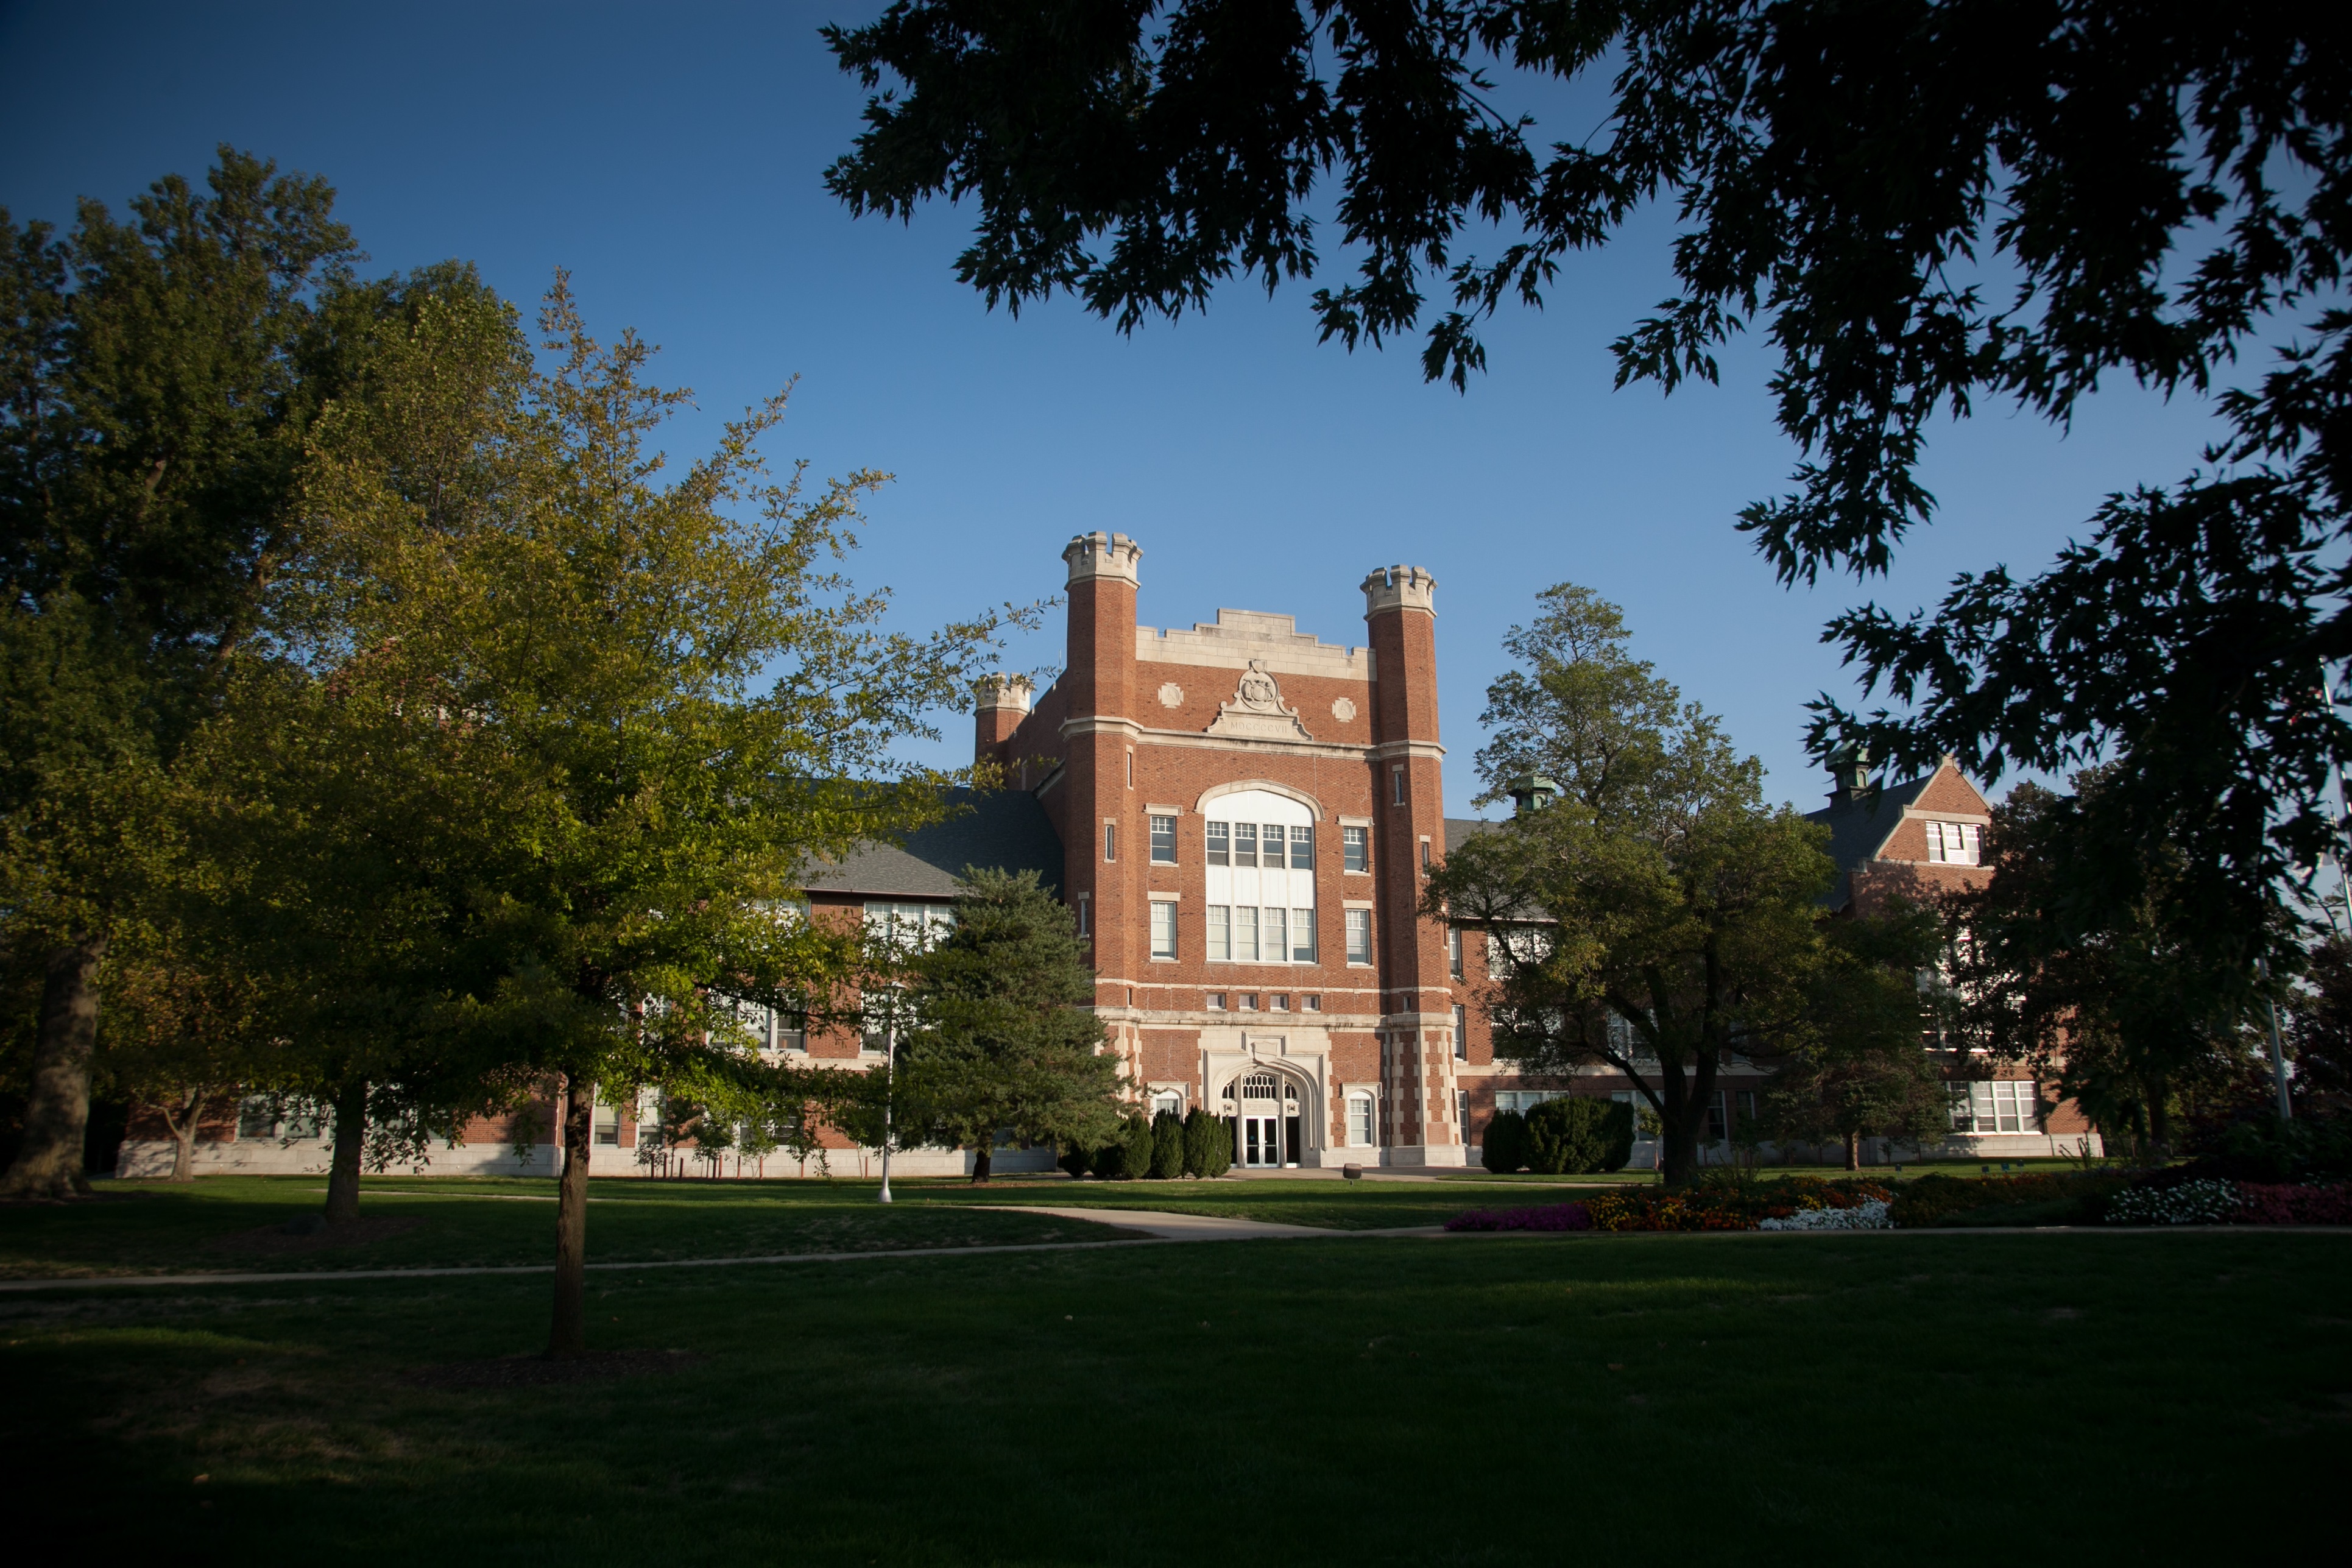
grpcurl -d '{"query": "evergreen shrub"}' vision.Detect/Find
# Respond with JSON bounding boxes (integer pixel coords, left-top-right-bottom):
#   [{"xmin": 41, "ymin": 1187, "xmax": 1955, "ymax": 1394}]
[
  {"xmin": 1057, "ymin": 1143, "xmax": 1090, "ymax": 1178},
  {"xmin": 1524, "ymin": 1097, "xmax": 1634, "ymax": 1174},
  {"xmin": 1103, "ymin": 1115, "xmax": 1154, "ymax": 1180},
  {"xmin": 1150, "ymin": 1111, "xmax": 1184, "ymax": 1178},
  {"xmin": 1481, "ymin": 1110, "xmax": 1527, "ymax": 1173},
  {"xmin": 1184, "ymin": 1109, "xmax": 1233, "ymax": 1178}
]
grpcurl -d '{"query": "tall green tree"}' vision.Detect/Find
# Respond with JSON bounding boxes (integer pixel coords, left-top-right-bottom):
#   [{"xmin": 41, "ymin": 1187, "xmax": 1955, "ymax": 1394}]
[
  {"xmin": 824, "ymin": 4, "xmax": 2350, "ymax": 969},
  {"xmin": 0, "ymin": 149, "xmax": 362, "ymax": 1198},
  {"xmin": 1427, "ymin": 585, "xmax": 1834, "ymax": 1184},
  {"xmin": 300, "ymin": 275, "xmax": 1029, "ymax": 1354},
  {"xmin": 1943, "ymin": 773, "xmax": 2276, "ymax": 1158},
  {"xmin": 1763, "ymin": 907, "xmax": 1952, "ymax": 1170},
  {"xmin": 892, "ymin": 867, "xmax": 1123, "ymax": 1182}
]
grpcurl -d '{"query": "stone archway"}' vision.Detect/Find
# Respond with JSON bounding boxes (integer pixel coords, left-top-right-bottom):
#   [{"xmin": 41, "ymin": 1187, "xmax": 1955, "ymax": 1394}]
[{"xmin": 1222, "ymin": 1059, "xmax": 1316, "ymax": 1168}]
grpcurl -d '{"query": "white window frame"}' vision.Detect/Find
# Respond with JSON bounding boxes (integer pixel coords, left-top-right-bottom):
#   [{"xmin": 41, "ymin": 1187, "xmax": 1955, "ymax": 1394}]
[
  {"xmin": 1150, "ymin": 813, "xmax": 1178, "ymax": 864},
  {"xmin": 1207, "ymin": 904, "xmax": 1229, "ymax": 961},
  {"xmin": 1347, "ymin": 1092, "xmax": 1377, "ymax": 1148},
  {"xmin": 1150, "ymin": 897, "xmax": 1179, "ymax": 961},
  {"xmin": 1342, "ymin": 824, "xmax": 1370, "ymax": 873},
  {"xmin": 1926, "ymin": 820, "xmax": 1983, "ymax": 865},
  {"xmin": 1344, "ymin": 907, "xmax": 1373, "ymax": 966}
]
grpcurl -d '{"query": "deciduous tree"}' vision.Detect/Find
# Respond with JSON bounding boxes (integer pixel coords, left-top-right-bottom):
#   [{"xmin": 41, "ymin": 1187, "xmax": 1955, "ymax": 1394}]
[
  {"xmin": 1427, "ymin": 584, "xmax": 1834, "ymax": 1184},
  {"xmin": 824, "ymin": 3, "xmax": 2350, "ymax": 969}
]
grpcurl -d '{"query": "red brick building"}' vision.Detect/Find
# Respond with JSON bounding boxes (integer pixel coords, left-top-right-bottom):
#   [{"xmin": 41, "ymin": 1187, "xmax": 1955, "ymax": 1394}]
[{"xmin": 116, "ymin": 534, "xmax": 2095, "ymax": 1177}]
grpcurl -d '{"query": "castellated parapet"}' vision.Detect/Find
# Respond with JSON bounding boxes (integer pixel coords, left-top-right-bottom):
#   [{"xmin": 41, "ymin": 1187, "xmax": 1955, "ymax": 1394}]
[
  {"xmin": 1361, "ymin": 564, "xmax": 1437, "ymax": 616},
  {"xmin": 972, "ymin": 673, "xmax": 1034, "ymax": 715},
  {"xmin": 1063, "ymin": 531, "xmax": 1143, "ymax": 586}
]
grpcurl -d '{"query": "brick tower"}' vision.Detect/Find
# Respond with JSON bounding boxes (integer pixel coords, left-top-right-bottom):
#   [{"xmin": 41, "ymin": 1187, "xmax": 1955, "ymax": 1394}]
[{"xmin": 1363, "ymin": 565, "xmax": 1462, "ymax": 1162}]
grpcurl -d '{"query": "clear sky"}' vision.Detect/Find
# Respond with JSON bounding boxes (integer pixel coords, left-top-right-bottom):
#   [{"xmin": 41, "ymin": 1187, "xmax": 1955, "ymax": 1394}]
[{"xmin": 0, "ymin": 1, "xmax": 2232, "ymax": 818}]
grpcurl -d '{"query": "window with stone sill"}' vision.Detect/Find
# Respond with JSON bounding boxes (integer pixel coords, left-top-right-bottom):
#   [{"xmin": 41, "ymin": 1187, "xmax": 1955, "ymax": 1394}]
[
  {"xmin": 1345, "ymin": 908, "xmax": 1373, "ymax": 965},
  {"xmin": 1150, "ymin": 814, "xmax": 1178, "ymax": 863},
  {"xmin": 1343, "ymin": 825, "xmax": 1369, "ymax": 872},
  {"xmin": 1150, "ymin": 899, "xmax": 1179, "ymax": 960},
  {"xmin": 1926, "ymin": 821, "xmax": 1982, "ymax": 865},
  {"xmin": 1207, "ymin": 992, "xmax": 1227, "ymax": 1011}
]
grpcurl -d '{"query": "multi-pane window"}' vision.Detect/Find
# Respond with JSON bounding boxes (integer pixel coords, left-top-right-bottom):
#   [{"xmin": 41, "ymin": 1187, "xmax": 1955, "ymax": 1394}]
[
  {"xmin": 1290, "ymin": 908, "xmax": 1316, "ymax": 962},
  {"xmin": 1204, "ymin": 903, "xmax": 1318, "ymax": 962},
  {"xmin": 1705, "ymin": 1091, "xmax": 1729, "ymax": 1143},
  {"xmin": 1453, "ymin": 1003, "xmax": 1468, "ymax": 1060},
  {"xmin": 1207, "ymin": 822, "xmax": 1231, "ymax": 865},
  {"xmin": 1494, "ymin": 1090, "xmax": 1564, "ymax": 1114},
  {"xmin": 1302, "ymin": 995, "xmax": 1321, "ymax": 1012},
  {"xmin": 1926, "ymin": 821, "xmax": 1982, "ymax": 864},
  {"xmin": 593, "ymin": 1099, "xmax": 622, "ymax": 1146},
  {"xmin": 1289, "ymin": 824, "xmax": 1315, "ymax": 868},
  {"xmin": 1270, "ymin": 993, "xmax": 1290, "ymax": 1012},
  {"xmin": 1449, "ymin": 927, "xmax": 1463, "ymax": 978},
  {"xmin": 1345, "ymin": 908, "xmax": 1373, "ymax": 965},
  {"xmin": 1207, "ymin": 905, "xmax": 1230, "ymax": 961},
  {"xmin": 1233, "ymin": 822, "xmax": 1257, "ymax": 866},
  {"xmin": 1263, "ymin": 906, "xmax": 1287, "ymax": 964},
  {"xmin": 1207, "ymin": 992, "xmax": 1227, "ymax": 1011},
  {"xmin": 1150, "ymin": 899, "xmax": 1179, "ymax": 960},
  {"xmin": 1952, "ymin": 1079, "xmax": 2039, "ymax": 1132},
  {"xmin": 1150, "ymin": 814, "xmax": 1178, "ymax": 863},
  {"xmin": 866, "ymin": 901, "xmax": 953, "ymax": 951},
  {"xmin": 1343, "ymin": 825, "xmax": 1369, "ymax": 872},
  {"xmin": 1349, "ymin": 1093, "xmax": 1376, "ymax": 1147}
]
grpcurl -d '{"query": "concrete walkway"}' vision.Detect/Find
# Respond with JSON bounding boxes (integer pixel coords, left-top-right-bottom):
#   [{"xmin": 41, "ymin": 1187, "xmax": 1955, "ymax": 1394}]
[{"xmin": 970, "ymin": 1205, "xmax": 1442, "ymax": 1240}]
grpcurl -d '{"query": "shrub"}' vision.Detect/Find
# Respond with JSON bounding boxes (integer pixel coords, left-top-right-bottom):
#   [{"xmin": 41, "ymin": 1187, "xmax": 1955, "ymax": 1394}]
[
  {"xmin": 1481, "ymin": 1109, "xmax": 1527, "ymax": 1173},
  {"xmin": 1757, "ymin": 1199, "xmax": 1891, "ymax": 1231},
  {"xmin": 2106, "ymin": 1177, "xmax": 2238, "ymax": 1225},
  {"xmin": 1056, "ymin": 1143, "xmax": 1090, "ymax": 1178},
  {"xmin": 1524, "ymin": 1097, "xmax": 1634, "ymax": 1174},
  {"xmin": 1106, "ymin": 1115, "xmax": 1155, "ymax": 1180},
  {"xmin": 1150, "ymin": 1111, "xmax": 1184, "ymax": 1179},
  {"xmin": 1182, "ymin": 1108, "xmax": 1232, "ymax": 1178},
  {"xmin": 1887, "ymin": 1171, "xmax": 2121, "ymax": 1229}
]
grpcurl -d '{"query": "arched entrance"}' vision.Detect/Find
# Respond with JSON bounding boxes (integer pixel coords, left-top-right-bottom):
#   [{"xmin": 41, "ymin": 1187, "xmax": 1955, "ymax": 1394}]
[{"xmin": 1232, "ymin": 1068, "xmax": 1305, "ymax": 1168}]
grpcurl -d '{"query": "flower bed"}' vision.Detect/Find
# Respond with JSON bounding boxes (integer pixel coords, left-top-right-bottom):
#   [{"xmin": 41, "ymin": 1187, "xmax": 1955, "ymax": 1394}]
[
  {"xmin": 1444, "ymin": 1176, "xmax": 1891, "ymax": 1234},
  {"xmin": 2105, "ymin": 1177, "xmax": 2352, "ymax": 1227}
]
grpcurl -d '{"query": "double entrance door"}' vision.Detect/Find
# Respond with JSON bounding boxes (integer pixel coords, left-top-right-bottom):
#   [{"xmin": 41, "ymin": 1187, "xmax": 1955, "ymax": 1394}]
[{"xmin": 1238, "ymin": 1070, "xmax": 1299, "ymax": 1167}]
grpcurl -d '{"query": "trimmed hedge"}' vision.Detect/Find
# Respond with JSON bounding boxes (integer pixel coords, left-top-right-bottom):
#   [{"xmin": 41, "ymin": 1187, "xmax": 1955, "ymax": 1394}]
[
  {"xmin": 1481, "ymin": 1110, "xmax": 1527, "ymax": 1174},
  {"xmin": 1182, "ymin": 1108, "xmax": 1232, "ymax": 1178},
  {"xmin": 1150, "ymin": 1111, "xmax": 1185, "ymax": 1179},
  {"xmin": 1523, "ymin": 1097, "xmax": 1634, "ymax": 1174}
]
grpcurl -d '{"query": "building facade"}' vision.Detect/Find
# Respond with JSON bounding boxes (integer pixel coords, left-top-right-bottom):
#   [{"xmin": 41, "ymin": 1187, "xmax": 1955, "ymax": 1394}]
[{"xmin": 117, "ymin": 533, "xmax": 2093, "ymax": 1178}]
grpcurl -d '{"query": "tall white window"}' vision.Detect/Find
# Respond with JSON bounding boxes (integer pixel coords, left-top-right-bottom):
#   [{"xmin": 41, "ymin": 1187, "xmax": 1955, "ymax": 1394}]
[
  {"xmin": 1263, "ymin": 906, "xmax": 1287, "ymax": 964},
  {"xmin": 1207, "ymin": 905, "xmax": 1229, "ymax": 961},
  {"xmin": 1343, "ymin": 825, "xmax": 1369, "ymax": 872},
  {"xmin": 1927, "ymin": 821, "xmax": 1982, "ymax": 864},
  {"xmin": 1150, "ymin": 814, "xmax": 1178, "ymax": 863},
  {"xmin": 1235, "ymin": 905, "xmax": 1260, "ymax": 961},
  {"xmin": 1291, "ymin": 908, "xmax": 1316, "ymax": 962},
  {"xmin": 1346, "ymin": 908, "xmax": 1373, "ymax": 965},
  {"xmin": 1348, "ymin": 1092, "xmax": 1376, "ymax": 1147},
  {"xmin": 1289, "ymin": 824, "xmax": 1315, "ymax": 868},
  {"xmin": 1453, "ymin": 1003, "xmax": 1467, "ymax": 1059},
  {"xmin": 1449, "ymin": 927, "xmax": 1463, "ymax": 978},
  {"xmin": 1207, "ymin": 822, "xmax": 1231, "ymax": 864},
  {"xmin": 1234, "ymin": 822, "xmax": 1258, "ymax": 866},
  {"xmin": 1150, "ymin": 899, "xmax": 1179, "ymax": 960},
  {"xmin": 1954, "ymin": 1080, "xmax": 2039, "ymax": 1132},
  {"xmin": 1204, "ymin": 789, "xmax": 1317, "ymax": 965}
]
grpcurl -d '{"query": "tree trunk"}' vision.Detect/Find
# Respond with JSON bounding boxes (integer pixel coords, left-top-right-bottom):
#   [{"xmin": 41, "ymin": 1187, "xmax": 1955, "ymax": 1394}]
[
  {"xmin": 548, "ymin": 1075, "xmax": 594, "ymax": 1358},
  {"xmin": 0, "ymin": 937, "xmax": 106, "ymax": 1201},
  {"xmin": 972, "ymin": 1147, "xmax": 993, "ymax": 1184},
  {"xmin": 1658, "ymin": 1115, "xmax": 1703, "ymax": 1187},
  {"xmin": 2145, "ymin": 1075, "xmax": 2172, "ymax": 1160},
  {"xmin": 1844, "ymin": 1129, "xmax": 1861, "ymax": 1171},
  {"xmin": 166, "ymin": 1089, "xmax": 202, "ymax": 1182},
  {"xmin": 324, "ymin": 1079, "xmax": 368, "ymax": 1224}
]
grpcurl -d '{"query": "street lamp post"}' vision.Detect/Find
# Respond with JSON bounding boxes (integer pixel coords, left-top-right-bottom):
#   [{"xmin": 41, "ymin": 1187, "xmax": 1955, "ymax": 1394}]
[{"xmin": 877, "ymin": 999, "xmax": 896, "ymax": 1204}]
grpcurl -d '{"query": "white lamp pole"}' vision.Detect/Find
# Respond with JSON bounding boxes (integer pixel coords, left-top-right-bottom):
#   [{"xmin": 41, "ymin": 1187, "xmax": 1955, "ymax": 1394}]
[{"xmin": 877, "ymin": 1000, "xmax": 896, "ymax": 1204}]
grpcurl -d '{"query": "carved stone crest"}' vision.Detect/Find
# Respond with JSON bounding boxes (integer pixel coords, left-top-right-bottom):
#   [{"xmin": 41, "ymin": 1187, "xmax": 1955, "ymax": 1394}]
[{"xmin": 1205, "ymin": 660, "xmax": 1311, "ymax": 740}]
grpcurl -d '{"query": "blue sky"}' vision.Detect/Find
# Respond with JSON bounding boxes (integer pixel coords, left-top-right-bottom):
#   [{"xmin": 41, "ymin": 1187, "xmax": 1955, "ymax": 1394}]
[{"xmin": 0, "ymin": 1, "xmax": 2233, "ymax": 818}]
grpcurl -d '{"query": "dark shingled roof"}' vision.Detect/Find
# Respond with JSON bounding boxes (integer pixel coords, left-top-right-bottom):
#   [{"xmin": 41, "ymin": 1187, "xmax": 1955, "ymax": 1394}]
[
  {"xmin": 1446, "ymin": 817, "xmax": 1501, "ymax": 856},
  {"xmin": 1803, "ymin": 772, "xmax": 1936, "ymax": 908},
  {"xmin": 803, "ymin": 789, "xmax": 1063, "ymax": 901}
]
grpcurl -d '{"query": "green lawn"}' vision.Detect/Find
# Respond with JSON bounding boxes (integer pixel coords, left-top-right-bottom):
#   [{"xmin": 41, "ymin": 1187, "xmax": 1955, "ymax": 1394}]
[
  {"xmin": 3, "ymin": 1181, "xmax": 2346, "ymax": 1563},
  {"xmin": 0, "ymin": 1176, "xmax": 1128, "ymax": 1279}
]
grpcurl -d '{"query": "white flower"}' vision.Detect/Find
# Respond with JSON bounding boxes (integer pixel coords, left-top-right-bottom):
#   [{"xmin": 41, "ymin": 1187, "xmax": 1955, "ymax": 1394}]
[{"xmin": 1758, "ymin": 1199, "xmax": 1891, "ymax": 1231}]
